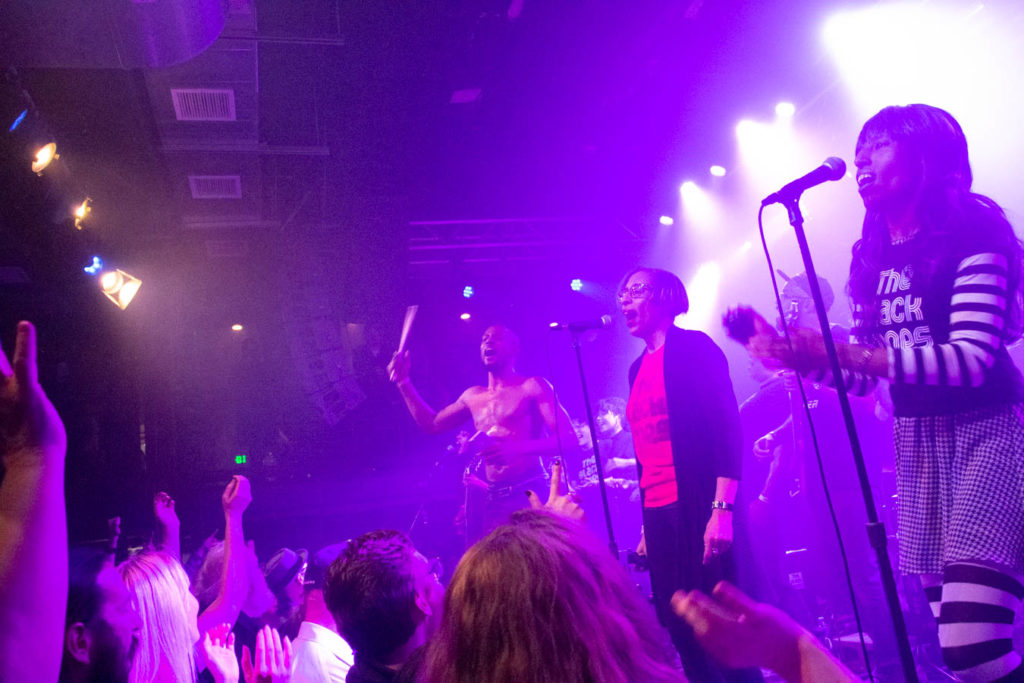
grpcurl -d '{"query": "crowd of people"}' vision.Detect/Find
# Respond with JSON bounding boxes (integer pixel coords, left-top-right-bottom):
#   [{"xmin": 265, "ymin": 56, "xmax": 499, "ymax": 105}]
[{"xmin": 3, "ymin": 101, "xmax": 1023, "ymax": 682}]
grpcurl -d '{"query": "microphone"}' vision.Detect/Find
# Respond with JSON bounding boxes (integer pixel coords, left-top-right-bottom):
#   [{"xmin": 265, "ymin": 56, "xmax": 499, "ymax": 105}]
[
  {"xmin": 549, "ymin": 315, "xmax": 613, "ymax": 332},
  {"xmin": 761, "ymin": 157, "xmax": 846, "ymax": 206}
]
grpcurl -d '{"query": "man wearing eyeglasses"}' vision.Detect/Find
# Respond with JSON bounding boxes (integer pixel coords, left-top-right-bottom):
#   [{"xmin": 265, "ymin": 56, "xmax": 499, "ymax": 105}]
[{"xmin": 387, "ymin": 325, "xmax": 578, "ymax": 543}]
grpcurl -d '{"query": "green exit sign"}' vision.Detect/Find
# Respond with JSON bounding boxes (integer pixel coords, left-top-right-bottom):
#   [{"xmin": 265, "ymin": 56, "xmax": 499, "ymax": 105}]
[{"xmin": 234, "ymin": 454, "xmax": 247, "ymax": 465}]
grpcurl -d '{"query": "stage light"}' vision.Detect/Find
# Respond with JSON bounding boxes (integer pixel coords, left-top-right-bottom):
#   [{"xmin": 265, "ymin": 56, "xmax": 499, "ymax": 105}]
[
  {"xmin": 460, "ymin": 312, "xmax": 471, "ymax": 321},
  {"xmin": 9, "ymin": 109, "xmax": 27, "ymax": 132},
  {"xmin": 709, "ymin": 165, "xmax": 726, "ymax": 177},
  {"xmin": 73, "ymin": 198, "xmax": 91, "ymax": 230},
  {"xmin": 31, "ymin": 142, "xmax": 57, "ymax": 174},
  {"xmin": 822, "ymin": 3, "xmax": 1000, "ymax": 119},
  {"xmin": 659, "ymin": 215, "xmax": 675, "ymax": 226},
  {"xmin": 680, "ymin": 261, "xmax": 722, "ymax": 333},
  {"xmin": 679, "ymin": 181, "xmax": 717, "ymax": 227},
  {"xmin": 231, "ymin": 323, "xmax": 244, "ymax": 332},
  {"xmin": 775, "ymin": 102, "xmax": 796, "ymax": 119},
  {"xmin": 98, "ymin": 269, "xmax": 142, "ymax": 310},
  {"xmin": 570, "ymin": 278, "xmax": 583, "ymax": 291},
  {"xmin": 462, "ymin": 285, "xmax": 474, "ymax": 299},
  {"xmin": 83, "ymin": 256, "xmax": 103, "ymax": 275}
]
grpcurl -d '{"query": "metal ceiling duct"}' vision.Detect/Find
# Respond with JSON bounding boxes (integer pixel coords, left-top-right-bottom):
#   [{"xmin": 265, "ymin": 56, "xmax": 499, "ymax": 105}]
[{"xmin": 0, "ymin": 0, "xmax": 227, "ymax": 69}]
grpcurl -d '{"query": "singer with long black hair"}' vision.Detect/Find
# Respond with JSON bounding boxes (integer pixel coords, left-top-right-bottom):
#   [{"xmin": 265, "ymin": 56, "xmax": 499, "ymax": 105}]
[
  {"xmin": 749, "ymin": 103, "xmax": 1024, "ymax": 681},
  {"xmin": 620, "ymin": 267, "xmax": 760, "ymax": 683}
]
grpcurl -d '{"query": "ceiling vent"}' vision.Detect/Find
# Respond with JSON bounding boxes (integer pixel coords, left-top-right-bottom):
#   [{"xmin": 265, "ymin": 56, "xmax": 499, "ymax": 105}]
[
  {"xmin": 171, "ymin": 88, "xmax": 237, "ymax": 122},
  {"xmin": 189, "ymin": 175, "xmax": 242, "ymax": 199}
]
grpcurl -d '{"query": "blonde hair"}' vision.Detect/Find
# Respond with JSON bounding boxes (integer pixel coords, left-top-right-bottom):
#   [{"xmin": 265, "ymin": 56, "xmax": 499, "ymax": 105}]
[
  {"xmin": 422, "ymin": 510, "xmax": 682, "ymax": 683},
  {"xmin": 119, "ymin": 551, "xmax": 198, "ymax": 683}
]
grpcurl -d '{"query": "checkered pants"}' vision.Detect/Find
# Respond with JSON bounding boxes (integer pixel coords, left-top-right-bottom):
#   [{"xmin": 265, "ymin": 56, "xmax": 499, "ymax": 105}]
[{"xmin": 894, "ymin": 403, "xmax": 1024, "ymax": 575}]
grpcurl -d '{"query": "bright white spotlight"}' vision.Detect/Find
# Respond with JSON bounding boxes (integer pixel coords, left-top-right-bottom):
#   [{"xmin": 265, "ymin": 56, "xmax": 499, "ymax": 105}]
[
  {"xmin": 31, "ymin": 142, "xmax": 58, "ymax": 174},
  {"xmin": 679, "ymin": 181, "xmax": 717, "ymax": 227},
  {"xmin": 775, "ymin": 102, "xmax": 796, "ymax": 119},
  {"xmin": 231, "ymin": 323, "xmax": 244, "ymax": 332},
  {"xmin": 460, "ymin": 312, "xmax": 471, "ymax": 321},
  {"xmin": 658, "ymin": 215, "xmax": 675, "ymax": 226},
  {"xmin": 709, "ymin": 165, "xmax": 726, "ymax": 177},
  {"xmin": 462, "ymin": 285, "xmax": 474, "ymax": 299},
  {"xmin": 98, "ymin": 269, "xmax": 142, "ymax": 310},
  {"xmin": 570, "ymin": 278, "xmax": 583, "ymax": 292},
  {"xmin": 679, "ymin": 261, "xmax": 722, "ymax": 333},
  {"xmin": 73, "ymin": 198, "xmax": 92, "ymax": 230},
  {"xmin": 822, "ymin": 3, "xmax": 1003, "ymax": 119}
]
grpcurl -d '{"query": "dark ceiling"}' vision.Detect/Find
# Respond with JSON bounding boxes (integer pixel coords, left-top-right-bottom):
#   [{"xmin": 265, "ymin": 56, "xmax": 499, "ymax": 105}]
[{"xmin": 0, "ymin": 0, "xmax": 877, "ymax": 543}]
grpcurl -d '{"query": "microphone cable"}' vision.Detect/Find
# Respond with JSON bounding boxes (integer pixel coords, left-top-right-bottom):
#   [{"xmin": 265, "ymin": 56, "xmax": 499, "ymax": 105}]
[{"xmin": 756, "ymin": 204, "xmax": 874, "ymax": 681}]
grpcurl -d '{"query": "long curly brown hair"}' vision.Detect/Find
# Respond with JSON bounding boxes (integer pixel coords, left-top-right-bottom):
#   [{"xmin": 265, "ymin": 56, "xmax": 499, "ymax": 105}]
[{"xmin": 421, "ymin": 510, "xmax": 683, "ymax": 683}]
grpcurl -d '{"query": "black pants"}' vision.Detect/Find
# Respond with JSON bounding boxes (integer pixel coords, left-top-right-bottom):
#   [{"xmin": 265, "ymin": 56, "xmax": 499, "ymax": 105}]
[
  {"xmin": 644, "ymin": 502, "xmax": 763, "ymax": 683},
  {"xmin": 466, "ymin": 472, "xmax": 548, "ymax": 546}
]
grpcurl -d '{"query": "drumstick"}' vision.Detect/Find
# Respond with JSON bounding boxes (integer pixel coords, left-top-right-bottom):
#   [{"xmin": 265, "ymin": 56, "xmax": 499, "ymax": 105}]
[{"xmin": 397, "ymin": 304, "xmax": 418, "ymax": 354}]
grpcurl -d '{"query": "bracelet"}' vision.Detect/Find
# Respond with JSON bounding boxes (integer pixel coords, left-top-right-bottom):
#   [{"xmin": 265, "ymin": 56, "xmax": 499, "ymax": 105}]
[{"xmin": 711, "ymin": 500, "xmax": 734, "ymax": 512}]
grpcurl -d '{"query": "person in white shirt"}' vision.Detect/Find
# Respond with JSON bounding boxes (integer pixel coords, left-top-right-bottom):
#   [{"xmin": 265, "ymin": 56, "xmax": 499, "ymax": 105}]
[{"xmin": 290, "ymin": 544, "xmax": 354, "ymax": 683}]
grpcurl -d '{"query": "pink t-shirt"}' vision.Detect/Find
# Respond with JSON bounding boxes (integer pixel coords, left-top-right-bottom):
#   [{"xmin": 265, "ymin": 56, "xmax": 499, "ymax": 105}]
[{"xmin": 627, "ymin": 345, "xmax": 678, "ymax": 508}]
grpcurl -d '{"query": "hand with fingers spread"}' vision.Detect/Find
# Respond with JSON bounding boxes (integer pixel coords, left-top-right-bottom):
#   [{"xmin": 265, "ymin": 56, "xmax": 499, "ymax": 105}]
[
  {"xmin": 202, "ymin": 623, "xmax": 239, "ymax": 683},
  {"xmin": 242, "ymin": 625, "xmax": 293, "ymax": 683},
  {"xmin": 672, "ymin": 581, "xmax": 857, "ymax": 682},
  {"xmin": 526, "ymin": 459, "xmax": 584, "ymax": 522}
]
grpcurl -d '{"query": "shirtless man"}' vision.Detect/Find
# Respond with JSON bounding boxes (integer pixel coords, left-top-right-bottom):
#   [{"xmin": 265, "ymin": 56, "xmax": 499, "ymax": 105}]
[{"xmin": 387, "ymin": 325, "xmax": 578, "ymax": 542}]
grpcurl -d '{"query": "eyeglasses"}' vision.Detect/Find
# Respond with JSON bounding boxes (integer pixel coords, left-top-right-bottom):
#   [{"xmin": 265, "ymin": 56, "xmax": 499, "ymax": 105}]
[{"xmin": 616, "ymin": 283, "xmax": 652, "ymax": 302}]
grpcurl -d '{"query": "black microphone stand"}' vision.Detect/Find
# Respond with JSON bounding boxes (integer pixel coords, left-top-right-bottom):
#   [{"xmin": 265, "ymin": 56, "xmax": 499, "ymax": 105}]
[
  {"xmin": 567, "ymin": 329, "xmax": 619, "ymax": 559},
  {"xmin": 782, "ymin": 197, "xmax": 917, "ymax": 682}
]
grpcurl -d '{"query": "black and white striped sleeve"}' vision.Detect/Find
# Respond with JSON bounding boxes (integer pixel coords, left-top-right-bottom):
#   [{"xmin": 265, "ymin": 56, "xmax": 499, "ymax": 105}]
[{"xmin": 890, "ymin": 252, "xmax": 1009, "ymax": 387}]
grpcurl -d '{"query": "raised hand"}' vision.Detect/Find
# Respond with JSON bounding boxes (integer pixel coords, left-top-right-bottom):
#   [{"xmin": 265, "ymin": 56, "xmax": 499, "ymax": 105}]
[
  {"xmin": 387, "ymin": 349, "xmax": 411, "ymax": 384},
  {"xmin": 153, "ymin": 492, "xmax": 179, "ymax": 529},
  {"xmin": 222, "ymin": 475, "xmax": 252, "ymax": 516},
  {"xmin": 242, "ymin": 625, "xmax": 293, "ymax": 683},
  {"xmin": 0, "ymin": 321, "xmax": 66, "ymax": 464},
  {"xmin": 526, "ymin": 460, "xmax": 584, "ymax": 522},
  {"xmin": 201, "ymin": 623, "xmax": 239, "ymax": 683}
]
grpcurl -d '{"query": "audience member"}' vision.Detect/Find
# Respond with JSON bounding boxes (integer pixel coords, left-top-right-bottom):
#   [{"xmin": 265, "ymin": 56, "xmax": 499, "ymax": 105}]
[
  {"xmin": 119, "ymin": 550, "xmax": 202, "ymax": 682},
  {"xmin": 672, "ymin": 581, "xmax": 857, "ymax": 682},
  {"xmin": 324, "ymin": 530, "xmax": 442, "ymax": 683},
  {"xmin": 120, "ymin": 475, "xmax": 252, "ymax": 682},
  {"xmin": 421, "ymin": 507, "xmax": 682, "ymax": 682},
  {"xmin": 290, "ymin": 543, "xmax": 354, "ymax": 682},
  {"xmin": 0, "ymin": 321, "xmax": 68, "ymax": 682},
  {"xmin": 263, "ymin": 546, "xmax": 308, "ymax": 639},
  {"xmin": 201, "ymin": 623, "xmax": 238, "ymax": 683},
  {"xmin": 59, "ymin": 546, "xmax": 142, "ymax": 683}
]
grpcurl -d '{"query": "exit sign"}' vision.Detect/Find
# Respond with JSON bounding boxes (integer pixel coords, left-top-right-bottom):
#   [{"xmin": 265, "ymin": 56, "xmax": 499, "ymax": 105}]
[{"xmin": 234, "ymin": 454, "xmax": 247, "ymax": 465}]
